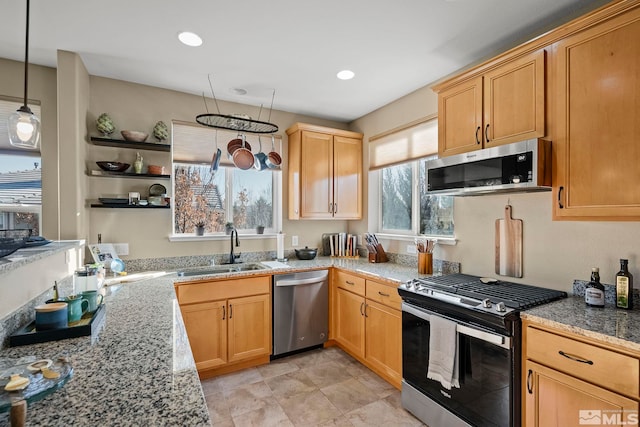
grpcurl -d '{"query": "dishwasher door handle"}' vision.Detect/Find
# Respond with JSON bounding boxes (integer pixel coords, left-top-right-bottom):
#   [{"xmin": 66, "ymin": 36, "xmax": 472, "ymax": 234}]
[{"xmin": 276, "ymin": 275, "xmax": 328, "ymax": 287}]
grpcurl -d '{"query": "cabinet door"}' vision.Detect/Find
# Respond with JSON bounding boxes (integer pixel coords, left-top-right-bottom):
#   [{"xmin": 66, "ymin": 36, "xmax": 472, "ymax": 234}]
[
  {"xmin": 438, "ymin": 76, "xmax": 483, "ymax": 157},
  {"xmin": 300, "ymin": 131, "xmax": 334, "ymax": 219},
  {"xmin": 227, "ymin": 294, "xmax": 271, "ymax": 363},
  {"xmin": 552, "ymin": 10, "xmax": 640, "ymax": 219},
  {"xmin": 524, "ymin": 360, "xmax": 638, "ymax": 427},
  {"xmin": 334, "ymin": 287, "xmax": 365, "ymax": 358},
  {"xmin": 180, "ymin": 301, "xmax": 227, "ymax": 370},
  {"xmin": 364, "ymin": 300, "xmax": 401, "ymax": 386},
  {"xmin": 484, "ymin": 50, "xmax": 545, "ymax": 147},
  {"xmin": 332, "ymin": 136, "xmax": 362, "ymax": 219}
]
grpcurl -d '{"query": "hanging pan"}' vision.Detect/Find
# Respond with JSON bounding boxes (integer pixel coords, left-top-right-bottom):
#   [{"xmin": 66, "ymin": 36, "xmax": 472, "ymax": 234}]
[
  {"xmin": 266, "ymin": 135, "xmax": 282, "ymax": 169},
  {"xmin": 254, "ymin": 136, "xmax": 268, "ymax": 171},
  {"xmin": 232, "ymin": 134, "xmax": 255, "ymax": 170}
]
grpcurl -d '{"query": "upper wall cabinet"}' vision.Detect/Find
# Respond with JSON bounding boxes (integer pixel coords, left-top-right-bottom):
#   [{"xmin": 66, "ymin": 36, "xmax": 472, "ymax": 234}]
[
  {"xmin": 435, "ymin": 49, "xmax": 546, "ymax": 157},
  {"xmin": 551, "ymin": 5, "xmax": 640, "ymax": 219},
  {"xmin": 286, "ymin": 123, "xmax": 363, "ymax": 220}
]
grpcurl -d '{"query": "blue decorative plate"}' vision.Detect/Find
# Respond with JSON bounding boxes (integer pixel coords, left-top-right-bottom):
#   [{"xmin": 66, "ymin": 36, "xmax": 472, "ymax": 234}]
[{"xmin": 110, "ymin": 258, "xmax": 125, "ymax": 273}]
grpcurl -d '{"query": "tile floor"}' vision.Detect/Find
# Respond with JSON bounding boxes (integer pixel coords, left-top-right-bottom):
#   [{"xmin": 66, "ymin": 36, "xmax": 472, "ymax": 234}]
[{"xmin": 200, "ymin": 346, "xmax": 426, "ymax": 426}]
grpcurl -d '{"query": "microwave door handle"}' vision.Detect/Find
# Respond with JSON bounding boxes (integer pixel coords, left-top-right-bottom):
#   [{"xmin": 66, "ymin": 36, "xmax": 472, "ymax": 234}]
[{"xmin": 402, "ymin": 302, "xmax": 511, "ymax": 349}]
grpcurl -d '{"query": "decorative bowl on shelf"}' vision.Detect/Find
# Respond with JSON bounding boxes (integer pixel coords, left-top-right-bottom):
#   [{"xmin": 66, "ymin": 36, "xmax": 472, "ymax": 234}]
[
  {"xmin": 147, "ymin": 165, "xmax": 165, "ymax": 175},
  {"xmin": 121, "ymin": 130, "xmax": 149, "ymax": 142},
  {"xmin": 96, "ymin": 161, "xmax": 130, "ymax": 172}
]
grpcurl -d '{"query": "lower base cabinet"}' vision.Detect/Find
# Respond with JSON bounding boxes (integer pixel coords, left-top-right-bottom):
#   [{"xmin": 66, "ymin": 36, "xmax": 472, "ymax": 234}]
[
  {"xmin": 332, "ymin": 272, "xmax": 402, "ymax": 388},
  {"xmin": 523, "ymin": 320, "xmax": 640, "ymax": 426},
  {"xmin": 176, "ymin": 276, "xmax": 271, "ymax": 378},
  {"xmin": 525, "ymin": 360, "xmax": 638, "ymax": 427}
]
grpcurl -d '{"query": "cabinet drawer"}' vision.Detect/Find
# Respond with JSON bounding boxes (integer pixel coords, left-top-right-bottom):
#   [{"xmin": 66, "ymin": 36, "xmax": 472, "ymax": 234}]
[
  {"xmin": 176, "ymin": 276, "xmax": 270, "ymax": 305},
  {"xmin": 366, "ymin": 280, "xmax": 401, "ymax": 310},
  {"xmin": 334, "ymin": 270, "xmax": 365, "ymax": 296},
  {"xmin": 526, "ymin": 326, "xmax": 639, "ymax": 397}
]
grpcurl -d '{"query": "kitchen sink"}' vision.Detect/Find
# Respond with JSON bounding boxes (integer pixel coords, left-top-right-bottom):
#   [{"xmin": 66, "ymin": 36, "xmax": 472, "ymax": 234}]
[{"xmin": 176, "ymin": 263, "xmax": 266, "ymax": 277}]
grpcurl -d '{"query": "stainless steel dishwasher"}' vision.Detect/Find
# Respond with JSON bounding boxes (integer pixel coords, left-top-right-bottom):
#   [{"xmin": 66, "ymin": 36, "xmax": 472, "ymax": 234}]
[{"xmin": 272, "ymin": 269, "xmax": 329, "ymax": 357}]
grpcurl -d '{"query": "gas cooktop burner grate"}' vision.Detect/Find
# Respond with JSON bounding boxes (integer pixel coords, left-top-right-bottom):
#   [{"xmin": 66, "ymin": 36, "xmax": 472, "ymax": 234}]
[{"xmin": 410, "ymin": 273, "xmax": 567, "ymax": 309}]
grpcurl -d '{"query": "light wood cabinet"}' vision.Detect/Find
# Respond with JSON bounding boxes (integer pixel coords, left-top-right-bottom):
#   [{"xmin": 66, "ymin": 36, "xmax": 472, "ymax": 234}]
[
  {"xmin": 550, "ymin": 6, "xmax": 640, "ymax": 219},
  {"xmin": 523, "ymin": 320, "xmax": 640, "ymax": 426},
  {"xmin": 287, "ymin": 123, "xmax": 363, "ymax": 220},
  {"xmin": 525, "ymin": 360, "xmax": 638, "ymax": 427},
  {"xmin": 175, "ymin": 276, "xmax": 271, "ymax": 378},
  {"xmin": 436, "ymin": 49, "xmax": 545, "ymax": 157},
  {"xmin": 331, "ymin": 271, "xmax": 402, "ymax": 388}
]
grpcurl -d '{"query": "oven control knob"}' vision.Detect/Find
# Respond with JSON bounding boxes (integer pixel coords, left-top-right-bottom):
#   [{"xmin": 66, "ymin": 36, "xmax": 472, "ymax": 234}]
[
  {"xmin": 495, "ymin": 302, "xmax": 506, "ymax": 312},
  {"xmin": 482, "ymin": 299, "xmax": 492, "ymax": 308}
]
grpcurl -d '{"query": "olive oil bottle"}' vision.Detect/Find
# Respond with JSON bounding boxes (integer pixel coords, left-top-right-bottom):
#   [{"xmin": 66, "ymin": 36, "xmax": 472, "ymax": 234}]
[{"xmin": 616, "ymin": 259, "xmax": 634, "ymax": 310}]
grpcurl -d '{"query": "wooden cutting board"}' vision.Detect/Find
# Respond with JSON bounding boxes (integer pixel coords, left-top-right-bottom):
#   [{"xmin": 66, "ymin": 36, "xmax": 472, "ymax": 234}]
[{"xmin": 495, "ymin": 205, "xmax": 523, "ymax": 278}]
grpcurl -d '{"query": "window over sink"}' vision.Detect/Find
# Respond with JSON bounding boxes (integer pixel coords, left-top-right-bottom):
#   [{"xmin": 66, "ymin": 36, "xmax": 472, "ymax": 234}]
[{"xmin": 171, "ymin": 121, "xmax": 280, "ymax": 236}]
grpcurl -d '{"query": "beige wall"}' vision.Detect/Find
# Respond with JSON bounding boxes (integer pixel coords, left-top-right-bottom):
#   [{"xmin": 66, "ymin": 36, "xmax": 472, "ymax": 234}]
[
  {"xmin": 0, "ymin": 58, "xmax": 59, "ymax": 238},
  {"xmin": 349, "ymin": 84, "xmax": 639, "ymax": 292},
  {"xmin": 88, "ymin": 76, "xmax": 350, "ymax": 260}
]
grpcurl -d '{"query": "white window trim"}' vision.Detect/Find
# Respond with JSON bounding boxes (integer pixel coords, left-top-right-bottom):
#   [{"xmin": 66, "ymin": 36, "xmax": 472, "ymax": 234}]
[
  {"xmin": 168, "ymin": 165, "xmax": 282, "ymax": 241},
  {"xmin": 371, "ymin": 160, "xmax": 457, "ymax": 244}
]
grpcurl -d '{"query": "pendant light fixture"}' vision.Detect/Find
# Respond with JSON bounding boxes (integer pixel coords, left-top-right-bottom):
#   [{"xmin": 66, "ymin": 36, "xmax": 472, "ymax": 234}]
[{"xmin": 8, "ymin": 0, "xmax": 40, "ymax": 150}]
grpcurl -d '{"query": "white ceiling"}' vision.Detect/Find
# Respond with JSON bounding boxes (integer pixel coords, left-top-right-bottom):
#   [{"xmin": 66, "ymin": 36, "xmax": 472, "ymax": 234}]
[{"xmin": 0, "ymin": 0, "xmax": 608, "ymax": 123}]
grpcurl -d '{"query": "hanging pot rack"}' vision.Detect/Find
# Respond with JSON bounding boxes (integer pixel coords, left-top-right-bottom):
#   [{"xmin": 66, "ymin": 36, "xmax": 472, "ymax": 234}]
[
  {"xmin": 196, "ymin": 76, "xmax": 279, "ymax": 134},
  {"xmin": 196, "ymin": 113, "xmax": 278, "ymax": 134}
]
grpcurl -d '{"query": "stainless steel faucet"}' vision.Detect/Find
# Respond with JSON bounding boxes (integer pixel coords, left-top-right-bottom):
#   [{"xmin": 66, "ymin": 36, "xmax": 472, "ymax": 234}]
[{"xmin": 228, "ymin": 228, "xmax": 241, "ymax": 264}]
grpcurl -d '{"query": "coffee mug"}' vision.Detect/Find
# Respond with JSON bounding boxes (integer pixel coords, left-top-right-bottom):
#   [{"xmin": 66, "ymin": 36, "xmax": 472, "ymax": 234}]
[
  {"xmin": 35, "ymin": 302, "xmax": 68, "ymax": 331},
  {"xmin": 64, "ymin": 295, "xmax": 89, "ymax": 323},
  {"xmin": 81, "ymin": 290, "xmax": 103, "ymax": 313}
]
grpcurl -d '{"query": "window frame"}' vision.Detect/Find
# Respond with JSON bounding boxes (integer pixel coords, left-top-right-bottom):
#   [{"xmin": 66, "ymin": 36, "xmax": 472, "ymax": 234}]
[
  {"xmin": 375, "ymin": 158, "xmax": 456, "ymax": 242},
  {"xmin": 169, "ymin": 163, "xmax": 282, "ymax": 241}
]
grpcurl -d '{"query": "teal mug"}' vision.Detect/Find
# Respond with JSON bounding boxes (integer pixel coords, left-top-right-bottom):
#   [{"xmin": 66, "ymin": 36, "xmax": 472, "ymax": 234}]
[
  {"xmin": 81, "ymin": 290, "xmax": 103, "ymax": 313},
  {"xmin": 64, "ymin": 295, "xmax": 89, "ymax": 323}
]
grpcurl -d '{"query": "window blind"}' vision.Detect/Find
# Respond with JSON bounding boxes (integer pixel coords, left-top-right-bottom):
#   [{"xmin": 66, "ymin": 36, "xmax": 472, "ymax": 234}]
[
  {"xmin": 368, "ymin": 115, "xmax": 437, "ymax": 170},
  {"xmin": 0, "ymin": 96, "xmax": 41, "ymax": 154},
  {"xmin": 172, "ymin": 120, "xmax": 282, "ymax": 166}
]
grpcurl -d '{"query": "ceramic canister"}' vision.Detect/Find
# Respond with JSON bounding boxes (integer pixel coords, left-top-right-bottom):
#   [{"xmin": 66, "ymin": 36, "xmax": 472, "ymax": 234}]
[{"xmin": 35, "ymin": 302, "xmax": 68, "ymax": 331}]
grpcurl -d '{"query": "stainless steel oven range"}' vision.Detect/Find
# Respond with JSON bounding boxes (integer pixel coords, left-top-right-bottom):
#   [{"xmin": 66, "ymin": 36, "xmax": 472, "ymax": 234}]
[{"xmin": 398, "ymin": 274, "xmax": 567, "ymax": 427}]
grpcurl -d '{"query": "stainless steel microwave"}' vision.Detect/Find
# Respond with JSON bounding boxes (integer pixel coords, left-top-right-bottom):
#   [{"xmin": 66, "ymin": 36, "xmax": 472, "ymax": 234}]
[{"xmin": 425, "ymin": 139, "xmax": 551, "ymax": 196}]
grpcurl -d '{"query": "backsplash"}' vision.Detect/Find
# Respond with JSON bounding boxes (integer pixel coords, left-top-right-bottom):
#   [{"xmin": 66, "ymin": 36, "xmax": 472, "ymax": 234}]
[
  {"xmin": 0, "ymin": 275, "xmax": 73, "ymax": 349},
  {"xmin": 573, "ymin": 279, "xmax": 640, "ymax": 305}
]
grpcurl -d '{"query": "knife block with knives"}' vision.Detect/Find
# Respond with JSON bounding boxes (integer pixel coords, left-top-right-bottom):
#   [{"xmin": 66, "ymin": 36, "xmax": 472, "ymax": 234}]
[{"xmin": 365, "ymin": 233, "xmax": 388, "ymax": 263}]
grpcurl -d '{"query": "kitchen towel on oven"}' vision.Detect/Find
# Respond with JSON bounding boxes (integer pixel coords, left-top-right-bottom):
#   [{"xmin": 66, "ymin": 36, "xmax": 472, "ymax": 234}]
[{"xmin": 427, "ymin": 316, "xmax": 460, "ymax": 389}]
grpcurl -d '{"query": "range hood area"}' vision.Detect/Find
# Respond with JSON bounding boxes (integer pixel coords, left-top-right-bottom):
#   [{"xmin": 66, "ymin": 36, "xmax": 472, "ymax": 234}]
[{"xmin": 425, "ymin": 139, "xmax": 552, "ymax": 196}]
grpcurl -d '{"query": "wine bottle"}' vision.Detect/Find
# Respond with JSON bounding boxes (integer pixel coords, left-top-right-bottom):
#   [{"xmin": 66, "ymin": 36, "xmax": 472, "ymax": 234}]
[
  {"xmin": 616, "ymin": 259, "xmax": 634, "ymax": 310},
  {"xmin": 585, "ymin": 267, "xmax": 605, "ymax": 307}
]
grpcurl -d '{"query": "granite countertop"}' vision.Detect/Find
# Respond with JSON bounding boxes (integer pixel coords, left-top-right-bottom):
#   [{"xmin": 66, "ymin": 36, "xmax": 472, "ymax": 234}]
[
  {"xmin": 0, "ymin": 256, "xmax": 426, "ymax": 426},
  {"xmin": 171, "ymin": 256, "xmax": 428, "ymax": 285},
  {"xmin": 0, "ymin": 275, "xmax": 209, "ymax": 426},
  {"xmin": 522, "ymin": 296, "xmax": 640, "ymax": 353},
  {"xmin": 0, "ymin": 241, "xmax": 83, "ymax": 275}
]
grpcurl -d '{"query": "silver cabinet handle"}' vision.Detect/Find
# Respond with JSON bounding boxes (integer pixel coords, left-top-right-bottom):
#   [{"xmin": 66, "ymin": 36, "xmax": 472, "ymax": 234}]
[{"xmin": 333, "ymin": 203, "xmax": 337, "ymax": 214}]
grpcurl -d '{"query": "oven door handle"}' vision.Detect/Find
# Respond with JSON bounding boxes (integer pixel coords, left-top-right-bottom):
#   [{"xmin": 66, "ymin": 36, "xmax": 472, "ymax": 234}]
[{"xmin": 402, "ymin": 302, "xmax": 511, "ymax": 349}]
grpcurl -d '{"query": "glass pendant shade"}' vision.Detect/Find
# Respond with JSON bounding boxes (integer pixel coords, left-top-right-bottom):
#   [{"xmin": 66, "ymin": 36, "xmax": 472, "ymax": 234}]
[{"xmin": 8, "ymin": 106, "xmax": 40, "ymax": 149}]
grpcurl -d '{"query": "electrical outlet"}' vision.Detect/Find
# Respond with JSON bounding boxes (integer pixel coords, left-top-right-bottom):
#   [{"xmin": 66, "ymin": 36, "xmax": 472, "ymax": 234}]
[
  {"xmin": 292, "ymin": 236, "xmax": 299, "ymax": 246},
  {"xmin": 406, "ymin": 244, "xmax": 417, "ymax": 254},
  {"xmin": 112, "ymin": 243, "xmax": 129, "ymax": 256}
]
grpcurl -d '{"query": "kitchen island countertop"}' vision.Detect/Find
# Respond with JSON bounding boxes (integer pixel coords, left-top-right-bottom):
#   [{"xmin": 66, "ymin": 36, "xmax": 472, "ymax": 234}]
[{"xmin": 522, "ymin": 296, "xmax": 640, "ymax": 353}]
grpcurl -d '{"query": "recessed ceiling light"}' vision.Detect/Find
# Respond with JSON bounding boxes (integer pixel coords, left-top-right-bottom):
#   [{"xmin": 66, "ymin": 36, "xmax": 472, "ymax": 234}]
[
  {"xmin": 231, "ymin": 88, "xmax": 247, "ymax": 95},
  {"xmin": 336, "ymin": 70, "xmax": 355, "ymax": 80},
  {"xmin": 178, "ymin": 31, "xmax": 203, "ymax": 47}
]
